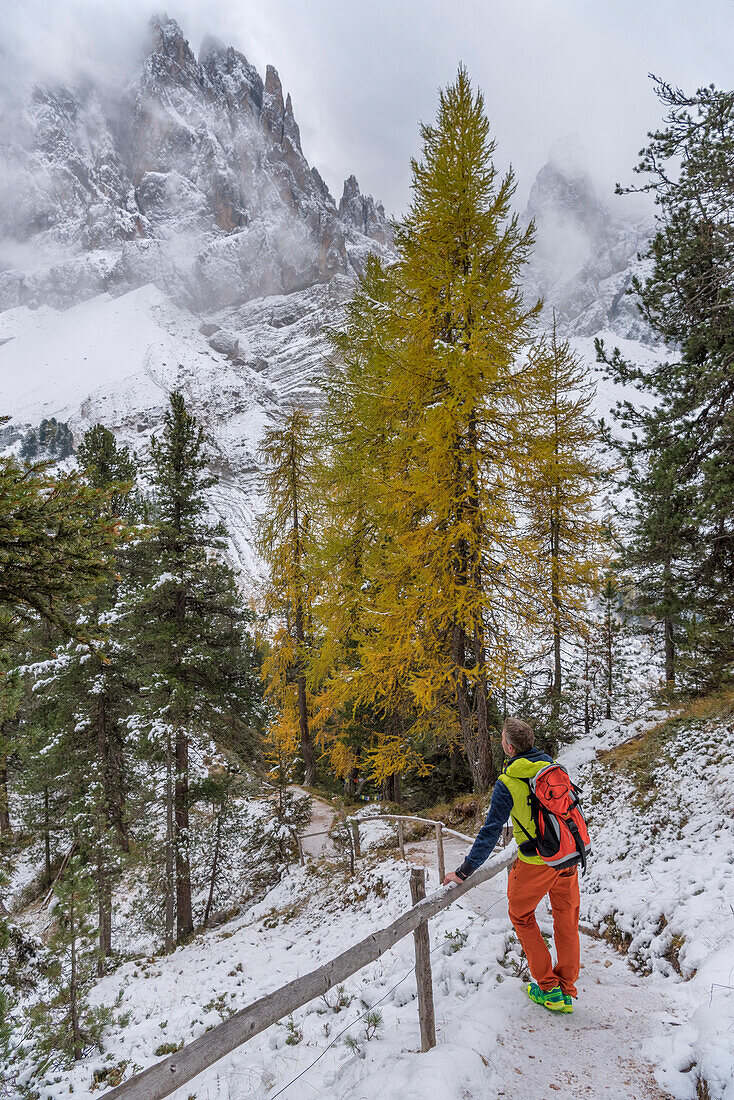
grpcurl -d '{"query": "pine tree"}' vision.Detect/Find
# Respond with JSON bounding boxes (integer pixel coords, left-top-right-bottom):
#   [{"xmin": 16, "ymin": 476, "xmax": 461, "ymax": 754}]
[
  {"xmin": 26, "ymin": 845, "xmax": 111, "ymax": 1070},
  {"xmin": 597, "ymin": 77, "xmax": 734, "ymax": 689},
  {"xmin": 129, "ymin": 393, "xmax": 261, "ymax": 946},
  {"xmin": 0, "ymin": 429, "xmax": 119, "ymax": 643},
  {"xmin": 16, "ymin": 427, "xmax": 140, "ymax": 972},
  {"xmin": 610, "ymin": 418, "xmax": 696, "ymax": 688}
]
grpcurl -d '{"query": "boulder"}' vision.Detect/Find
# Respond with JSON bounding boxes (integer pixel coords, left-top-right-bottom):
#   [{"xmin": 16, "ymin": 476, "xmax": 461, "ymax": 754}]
[{"xmin": 207, "ymin": 330, "xmax": 239, "ymax": 357}]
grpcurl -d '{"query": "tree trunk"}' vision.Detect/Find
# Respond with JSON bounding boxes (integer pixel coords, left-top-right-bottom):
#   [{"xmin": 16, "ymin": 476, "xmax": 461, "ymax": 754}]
[
  {"xmin": 472, "ymin": 621, "xmax": 495, "ymax": 789},
  {"xmin": 164, "ymin": 732, "xmax": 175, "ymax": 953},
  {"xmin": 550, "ymin": 512, "xmax": 563, "ymax": 731},
  {"xmin": 96, "ymin": 695, "xmax": 113, "ymax": 969},
  {"xmin": 97, "ymin": 689, "xmax": 129, "ymax": 854},
  {"xmin": 203, "ymin": 802, "xmax": 223, "ymax": 926},
  {"xmin": 69, "ymin": 883, "xmax": 82, "ymax": 1061},
  {"xmin": 583, "ymin": 645, "xmax": 591, "ymax": 738},
  {"xmin": 466, "ymin": 413, "xmax": 494, "ymax": 791},
  {"xmin": 343, "ymin": 767, "xmax": 359, "ymax": 798},
  {"xmin": 43, "ymin": 786, "xmax": 52, "ymax": 885},
  {"xmin": 175, "ymin": 728, "xmax": 194, "ymax": 939},
  {"xmin": 296, "ymin": 669, "xmax": 315, "ymax": 786},
  {"xmin": 0, "ymin": 759, "xmax": 11, "ymax": 837},
  {"xmin": 453, "ymin": 622, "xmax": 489, "ymax": 792},
  {"xmin": 661, "ymin": 559, "xmax": 675, "ymax": 686},
  {"xmin": 664, "ymin": 615, "xmax": 675, "ymax": 687},
  {"xmin": 292, "ymin": 482, "xmax": 315, "ymax": 787},
  {"xmin": 449, "ymin": 744, "xmax": 462, "ymax": 784},
  {"xmin": 605, "ymin": 599, "xmax": 613, "ymax": 722},
  {"xmin": 96, "ymin": 846, "xmax": 112, "ymax": 975},
  {"xmin": 393, "ymin": 770, "xmax": 402, "ymax": 805}
]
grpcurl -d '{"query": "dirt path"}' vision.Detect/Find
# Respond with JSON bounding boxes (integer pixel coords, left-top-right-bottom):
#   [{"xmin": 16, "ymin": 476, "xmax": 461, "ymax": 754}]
[
  {"xmin": 290, "ymin": 786, "xmax": 338, "ymax": 859},
  {"xmin": 405, "ymin": 831, "xmax": 676, "ymax": 1100}
]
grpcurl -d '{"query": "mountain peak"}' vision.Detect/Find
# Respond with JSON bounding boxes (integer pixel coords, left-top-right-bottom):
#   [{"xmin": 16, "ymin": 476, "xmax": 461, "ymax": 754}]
[
  {"xmin": 523, "ymin": 139, "xmax": 654, "ymax": 341},
  {"xmin": 339, "ymin": 176, "xmax": 391, "ymax": 246},
  {"xmin": 547, "ymin": 134, "xmax": 589, "ymax": 180},
  {"xmin": 144, "ymin": 13, "xmax": 200, "ymax": 91}
]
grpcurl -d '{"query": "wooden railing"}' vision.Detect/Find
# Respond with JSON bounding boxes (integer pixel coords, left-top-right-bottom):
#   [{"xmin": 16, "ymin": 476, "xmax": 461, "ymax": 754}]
[
  {"xmin": 105, "ymin": 836, "xmax": 514, "ymax": 1100},
  {"xmin": 345, "ymin": 813, "xmax": 479, "ymax": 882}
]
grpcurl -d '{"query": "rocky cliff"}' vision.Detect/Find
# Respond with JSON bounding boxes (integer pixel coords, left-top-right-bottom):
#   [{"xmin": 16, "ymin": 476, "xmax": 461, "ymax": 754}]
[
  {"xmin": 0, "ymin": 30, "xmax": 655, "ymax": 577},
  {"xmin": 0, "ymin": 15, "xmax": 392, "ymax": 314},
  {"xmin": 522, "ymin": 136, "xmax": 654, "ymax": 342}
]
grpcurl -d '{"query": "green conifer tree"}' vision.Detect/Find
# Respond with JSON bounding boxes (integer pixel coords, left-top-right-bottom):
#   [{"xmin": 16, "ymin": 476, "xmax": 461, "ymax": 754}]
[
  {"xmin": 598, "ymin": 77, "xmax": 734, "ymax": 689},
  {"xmin": 26, "ymin": 845, "xmax": 111, "ymax": 1071},
  {"xmin": 129, "ymin": 393, "xmax": 261, "ymax": 946},
  {"xmin": 0, "ymin": 429, "xmax": 118, "ymax": 642}
]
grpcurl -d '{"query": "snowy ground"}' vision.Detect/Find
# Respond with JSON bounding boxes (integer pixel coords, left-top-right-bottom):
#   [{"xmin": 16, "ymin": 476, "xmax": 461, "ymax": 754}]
[
  {"xmin": 20, "ymin": 839, "xmax": 676, "ymax": 1100},
  {"xmin": 11, "ymin": 707, "xmax": 734, "ymax": 1099},
  {"xmin": 562, "ymin": 713, "xmax": 734, "ymax": 1100}
]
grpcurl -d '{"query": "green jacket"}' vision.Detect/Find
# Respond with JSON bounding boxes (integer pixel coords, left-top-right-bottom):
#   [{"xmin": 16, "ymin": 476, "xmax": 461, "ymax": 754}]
[
  {"xmin": 456, "ymin": 747, "xmax": 554, "ymax": 878},
  {"xmin": 498, "ymin": 749, "xmax": 555, "ymax": 865}
]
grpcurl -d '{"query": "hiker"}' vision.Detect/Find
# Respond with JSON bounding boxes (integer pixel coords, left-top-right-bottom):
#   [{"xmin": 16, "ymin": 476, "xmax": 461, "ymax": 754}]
[{"xmin": 443, "ymin": 716, "xmax": 585, "ymax": 1014}]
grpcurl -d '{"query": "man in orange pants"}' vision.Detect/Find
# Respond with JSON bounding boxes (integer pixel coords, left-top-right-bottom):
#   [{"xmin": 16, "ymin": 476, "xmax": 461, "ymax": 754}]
[{"xmin": 443, "ymin": 717, "xmax": 580, "ymax": 1013}]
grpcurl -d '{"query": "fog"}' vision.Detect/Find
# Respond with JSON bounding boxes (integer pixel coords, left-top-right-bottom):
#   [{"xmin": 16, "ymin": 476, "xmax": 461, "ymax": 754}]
[{"xmin": 2, "ymin": 0, "xmax": 732, "ymax": 215}]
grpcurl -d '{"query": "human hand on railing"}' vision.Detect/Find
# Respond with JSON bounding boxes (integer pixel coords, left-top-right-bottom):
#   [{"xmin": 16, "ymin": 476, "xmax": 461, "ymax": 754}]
[{"xmin": 442, "ymin": 871, "xmax": 463, "ymax": 886}]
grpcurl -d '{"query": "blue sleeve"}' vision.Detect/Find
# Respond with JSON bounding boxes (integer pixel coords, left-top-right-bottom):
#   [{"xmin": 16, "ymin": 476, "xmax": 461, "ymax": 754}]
[{"xmin": 455, "ymin": 780, "xmax": 512, "ymax": 879}]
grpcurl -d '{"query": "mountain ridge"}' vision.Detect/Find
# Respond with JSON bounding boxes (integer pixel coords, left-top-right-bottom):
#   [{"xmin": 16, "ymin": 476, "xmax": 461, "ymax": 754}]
[
  {"xmin": 0, "ymin": 15, "xmax": 392, "ymax": 314},
  {"xmin": 0, "ymin": 20, "xmax": 657, "ymax": 576}
]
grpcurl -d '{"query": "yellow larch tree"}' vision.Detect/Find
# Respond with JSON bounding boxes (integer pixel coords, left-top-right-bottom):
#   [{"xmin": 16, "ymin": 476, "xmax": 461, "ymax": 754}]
[
  {"xmin": 335, "ymin": 67, "xmax": 542, "ymax": 793},
  {"xmin": 523, "ymin": 317, "xmax": 607, "ymax": 742},
  {"xmin": 257, "ymin": 406, "xmax": 320, "ymax": 786}
]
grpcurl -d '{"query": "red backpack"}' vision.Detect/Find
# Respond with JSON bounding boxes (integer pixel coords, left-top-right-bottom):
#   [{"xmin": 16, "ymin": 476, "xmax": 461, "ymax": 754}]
[{"xmin": 515, "ymin": 763, "xmax": 591, "ymax": 873}]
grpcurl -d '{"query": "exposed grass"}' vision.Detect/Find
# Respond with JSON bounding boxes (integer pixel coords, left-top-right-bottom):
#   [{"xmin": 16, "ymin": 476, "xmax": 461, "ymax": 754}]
[
  {"xmin": 419, "ymin": 793, "xmax": 484, "ymax": 829},
  {"xmin": 597, "ymin": 687, "xmax": 734, "ymax": 801},
  {"xmin": 601, "ymin": 914, "xmax": 632, "ymax": 956}
]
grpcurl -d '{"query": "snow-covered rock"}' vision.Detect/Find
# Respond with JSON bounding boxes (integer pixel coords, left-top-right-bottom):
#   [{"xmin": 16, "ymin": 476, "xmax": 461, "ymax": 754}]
[
  {"xmin": 523, "ymin": 135, "xmax": 654, "ymax": 342},
  {"xmin": 0, "ymin": 15, "xmax": 392, "ymax": 314},
  {"xmin": 0, "ymin": 24, "xmax": 658, "ymax": 580}
]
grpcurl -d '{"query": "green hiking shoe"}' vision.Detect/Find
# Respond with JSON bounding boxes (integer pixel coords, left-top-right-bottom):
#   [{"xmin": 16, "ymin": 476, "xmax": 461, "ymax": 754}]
[
  {"xmin": 561, "ymin": 993, "xmax": 574, "ymax": 1014},
  {"xmin": 526, "ymin": 982, "xmax": 565, "ymax": 1012}
]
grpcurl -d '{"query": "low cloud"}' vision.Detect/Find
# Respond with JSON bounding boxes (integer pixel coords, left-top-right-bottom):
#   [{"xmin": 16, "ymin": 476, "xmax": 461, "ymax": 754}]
[{"xmin": 1, "ymin": 0, "xmax": 731, "ymax": 218}]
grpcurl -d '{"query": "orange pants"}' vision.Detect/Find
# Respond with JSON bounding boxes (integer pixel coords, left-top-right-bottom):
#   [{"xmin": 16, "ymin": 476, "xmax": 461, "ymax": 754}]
[{"xmin": 507, "ymin": 858, "xmax": 580, "ymax": 998}]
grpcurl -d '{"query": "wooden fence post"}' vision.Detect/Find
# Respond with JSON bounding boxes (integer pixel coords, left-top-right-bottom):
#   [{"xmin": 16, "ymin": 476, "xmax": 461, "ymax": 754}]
[
  {"xmin": 347, "ymin": 820, "xmax": 355, "ymax": 877},
  {"xmin": 397, "ymin": 819, "xmax": 405, "ymax": 860},
  {"xmin": 351, "ymin": 820, "xmax": 361, "ymax": 860},
  {"xmin": 409, "ymin": 867, "xmax": 436, "ymax": 1052},
  {"xmin": 296, "ymin": 837, "xmax": 305, "ymax": 866},
  {"xmin": 435, "ymin": 823, "xmax": 445, "ymax": 884}
]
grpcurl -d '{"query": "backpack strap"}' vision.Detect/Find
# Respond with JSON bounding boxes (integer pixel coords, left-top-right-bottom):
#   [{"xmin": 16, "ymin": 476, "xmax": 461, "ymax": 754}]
[
  {"xmin": 514, "ymin": 815, "xmax": 539, "ymax": 856},
  {"xmin": 502, "ymin": 765, "xmax": 538, "ymax": 854},
  {"xmin": 566, "ymin": 817, "xmax": 587, "ymax": 873}
]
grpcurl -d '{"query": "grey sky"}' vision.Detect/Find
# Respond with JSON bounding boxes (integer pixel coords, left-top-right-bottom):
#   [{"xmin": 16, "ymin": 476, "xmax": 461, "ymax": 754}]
[{"xmin": 3, "ymin": 0, "xmax": 733, "ymax": 216}]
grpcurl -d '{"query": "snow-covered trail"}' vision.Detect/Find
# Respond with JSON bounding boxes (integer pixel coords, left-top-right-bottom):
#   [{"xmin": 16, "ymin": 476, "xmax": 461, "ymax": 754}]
[
  {"xmin": 403, "ymin": 831, "xmax": 676, "ymax": 1100},
  {"xmin": 289, "ymin": 795, "xmax": 675, "ymax": 1098}
]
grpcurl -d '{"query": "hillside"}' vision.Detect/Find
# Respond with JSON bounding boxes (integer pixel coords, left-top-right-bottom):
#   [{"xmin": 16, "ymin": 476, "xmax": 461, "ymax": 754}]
[{"xmin": 6, "ymin": 702, "xmax": 731, "ymax": 1099}]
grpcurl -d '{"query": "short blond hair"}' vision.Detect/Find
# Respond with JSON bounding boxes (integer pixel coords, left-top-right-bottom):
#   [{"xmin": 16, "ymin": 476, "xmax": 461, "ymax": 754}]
[{"xmin": 503, "ymin": 717, "xmax": 534, "ymax": 753}]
